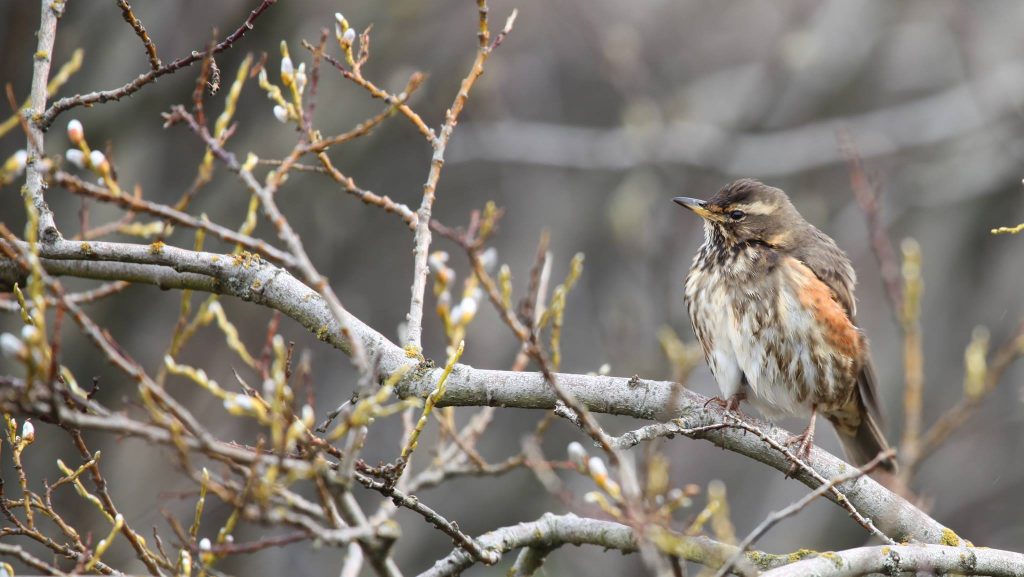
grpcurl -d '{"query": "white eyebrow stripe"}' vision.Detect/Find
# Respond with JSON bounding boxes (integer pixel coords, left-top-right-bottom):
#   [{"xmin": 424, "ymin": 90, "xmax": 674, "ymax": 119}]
[{"xmin": 733, "ymin": 200, "xmax": 777, "ymax": 215}]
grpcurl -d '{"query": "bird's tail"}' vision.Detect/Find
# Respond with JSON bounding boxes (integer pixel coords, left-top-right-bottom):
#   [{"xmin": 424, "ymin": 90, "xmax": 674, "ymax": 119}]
[{"xmin": 832, "ymin": 410, "xmax": 897, "ymax": 472}]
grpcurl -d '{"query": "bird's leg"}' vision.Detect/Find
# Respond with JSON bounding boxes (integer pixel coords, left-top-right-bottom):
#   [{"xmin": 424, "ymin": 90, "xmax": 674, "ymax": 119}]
[{"xmin": 784, "ymin": 406, "xmax": 818, "ymax": 475}]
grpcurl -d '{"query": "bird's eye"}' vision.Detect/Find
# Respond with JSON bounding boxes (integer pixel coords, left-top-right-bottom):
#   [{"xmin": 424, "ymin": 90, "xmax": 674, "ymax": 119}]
[{"xmin": 729, "ymin": 210, "xmax": 745, "ymax": 221}]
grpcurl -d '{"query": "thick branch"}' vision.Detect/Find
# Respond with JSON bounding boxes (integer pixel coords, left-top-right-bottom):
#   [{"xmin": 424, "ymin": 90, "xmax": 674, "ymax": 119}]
[
  {"xmin": 417, "ymin": 513, "xmax": 632, "ymax": 577},
  {"xmin": 417, "ymin": 513, "xmax": 800, "ymax": 577},
  {"xmin": 25, "ymin": 0, "xmax": 62, "ymax": 241},
  {"xmin": 760, "ymin": 544, "xmax": 1024, "ymax": 577},
  {"xmin": 0, "ymin": 240, "xmax": 953, "ymax": 545}
]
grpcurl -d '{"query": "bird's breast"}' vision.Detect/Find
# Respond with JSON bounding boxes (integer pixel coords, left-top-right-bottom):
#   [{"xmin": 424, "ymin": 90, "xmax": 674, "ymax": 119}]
[{"xmin": 684, "ymin": 244, "xmax": 861, "ymax": 417}]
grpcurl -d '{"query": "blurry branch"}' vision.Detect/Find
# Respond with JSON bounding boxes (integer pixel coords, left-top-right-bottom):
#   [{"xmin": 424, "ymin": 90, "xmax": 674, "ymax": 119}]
[
  {"xmin": 841, "ymin": 134, "xmax": 926, "ymax": 481},
  {"xmin": 760, "ymin": 544, "xmax": 1024, "ymax": 577},
  {"xmin": 897, "ymin": 238, "xmax": 925, "ymax": 477},
  {"xmin": 0, "ymin": 49, "xmax": 82, "ymax": 139},
  {"xmin": 0, "ymin": 238, "xmax": 956, "ymax": 546},
  {"xmin": 450, "ymin": 62, "xmax": 1024, "ymax": 176},
  {"xmin": 991, "ymin": 222, "xmax": 1024, "ymax": 235},
  {"xmin": 839, "ymin": 130, "xmax": 902, "ymax": 319},
  {"xmin": 0, "ymin": 543, "xmax": 64, "ymax": 575},
  {"xmin": 37, "ymin": 0, "xmax": 276, "ymax": 130},
  {"xmin": 842, "ymin": 137, "xmax": 1024, "ymax": 478},
  {"xmin": 909, "ymin": 321, "xmax": 1024, "ymax": 474}
]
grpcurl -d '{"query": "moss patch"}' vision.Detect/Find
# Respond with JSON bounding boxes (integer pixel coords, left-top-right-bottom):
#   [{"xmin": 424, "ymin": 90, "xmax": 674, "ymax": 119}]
[{"xmin": 940, "ymin": 528, "xmax": 961, "ymax": 546}]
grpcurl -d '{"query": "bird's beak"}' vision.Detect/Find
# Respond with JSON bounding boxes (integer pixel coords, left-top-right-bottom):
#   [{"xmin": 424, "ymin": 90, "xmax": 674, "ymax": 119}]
[{"xmin": 673, "ymin": 196, "xmax": 712, "ymax": 219}]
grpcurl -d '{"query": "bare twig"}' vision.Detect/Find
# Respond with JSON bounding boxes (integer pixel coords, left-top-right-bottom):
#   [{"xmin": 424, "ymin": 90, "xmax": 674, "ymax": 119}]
[
  {"xmin": 403, "ymin": 4, "xmax": 518, "ymax": 354},
  {"xmin": 0, "ymin": 542, "xmax": 68, "ymax": 576},
  {"xmin": 839, "ymin": 129, "xmax": 902, "ymax": 318},
  {"xmin": 312, "ymin": 48, "xmax": 434, "ymax": 143},
  {"xmin": 0, "ymin": 280, "xmax": 128, "ymax": 311},
  {"xmin": 164, "ymin": 105, "xmax": 371, "ymax": 375},
  {"xmin": 38, "ymin": 0, "xmax": 276, "ymax": 130},
  {"xmin": 358, "ymin": 475, "xmax": 499, "ymax": 566},
  {"xmin": 54, "ymin": 171, "xmax": 298, "ymax": 269},
  {"xmin": 116, "ymin": 0, "xmax": 161, "ymax": 70}
]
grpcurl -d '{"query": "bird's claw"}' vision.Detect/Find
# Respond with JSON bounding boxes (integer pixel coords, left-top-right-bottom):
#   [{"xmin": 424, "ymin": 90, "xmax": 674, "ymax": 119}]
[{"xmin": 783, "ymin": 427, "xmax": 815, "ymax": 477}]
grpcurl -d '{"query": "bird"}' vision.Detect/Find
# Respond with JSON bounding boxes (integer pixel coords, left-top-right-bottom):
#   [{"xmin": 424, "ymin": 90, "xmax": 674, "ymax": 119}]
[{"xmin": 675, "ymin": 178, "xmax": 895, "ymax": 471}]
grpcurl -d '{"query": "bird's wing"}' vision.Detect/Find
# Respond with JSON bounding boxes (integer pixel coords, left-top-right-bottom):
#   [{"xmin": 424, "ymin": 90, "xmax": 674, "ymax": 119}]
[
  {"xmin": 792, "ymin": 227, "xmax": 885, "ymax": 424},
  {"xmin": 791, "ymin": 227, "xmax": 858, "ymax": 318}
]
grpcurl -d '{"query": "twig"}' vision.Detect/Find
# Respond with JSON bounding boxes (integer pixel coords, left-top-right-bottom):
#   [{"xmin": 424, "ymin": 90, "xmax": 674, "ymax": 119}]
[
  {"xmin": 311, "ymin": 47, "xmax": 434, "ymax": 143},
  {"xmin": 164, "ymin": 105, "xmax": 371, "ymax": 375},
  {"xmin": 403, "ymin": 3, "xmax": 518, "ymax": 354},
  {"xmin": 38, "ymin": 0, "xmax": 277, "ymax": 130},
  {"xmin": 0, "ymin": 49, "xmax": 82, "ymax": 139},
  {"xmin": 910, "ymin": 321, "xmax": 1024, "ymax": 473},
  {"xmin": 54, "ymin": 171, "xmax": 298, "ymax": 269},
  {"xmin": 0, "ymin": 542, "xmax": 68, "ymax": 576},
  {"xmin": 688, "ymin": 418, "xmax": 893, "ymax": 544},
  {"xmin": 897, "ymin": 238, "xmax": 924, "ymax": 477},
  {"xmin": 838, "ymin": 129, "xmax": 902, "ymax": 319},
  {"xmin": 116, "ymin": 0, "xmax": 161, "ymax": 70},
  {"xmin": 992, "ymin": 222, "xmax": 1024, "ymax": 235},
  {"xmin": 357, "ymin": 475, "xmax": 500, "ymax": 566},
  {"xmin": 712, "ymin": 449, "xmax": 896, "ymax": 577},
  {"xmin": 0, "ymin": 280, "xmax": 128, "ymax": 311},
  {"xmin": 208, "ymin": 531, "xmax": 308, "ymax": 555}
]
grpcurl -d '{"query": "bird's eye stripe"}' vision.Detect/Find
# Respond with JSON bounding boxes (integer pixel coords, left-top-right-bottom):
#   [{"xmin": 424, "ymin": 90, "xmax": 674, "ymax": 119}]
[{"xmin": 729, "ymin": 200, "xmax": 777, "ymax": 215}]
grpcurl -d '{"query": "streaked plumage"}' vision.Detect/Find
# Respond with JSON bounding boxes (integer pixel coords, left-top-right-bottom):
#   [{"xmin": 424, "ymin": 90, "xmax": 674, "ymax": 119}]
[{"xmin": 677, "ymin": 179, "xmax": 893, "ymax": 470}]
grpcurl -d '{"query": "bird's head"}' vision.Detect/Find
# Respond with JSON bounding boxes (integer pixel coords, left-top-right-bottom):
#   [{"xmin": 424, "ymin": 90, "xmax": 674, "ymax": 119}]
[{"xmin": 674, "ymin": 178, "xmax": 802, "ymax": 249}]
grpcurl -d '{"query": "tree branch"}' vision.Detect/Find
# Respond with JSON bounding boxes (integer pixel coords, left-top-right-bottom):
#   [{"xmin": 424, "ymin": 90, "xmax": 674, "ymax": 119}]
[
  {"xmin": 417, "ymin": 513, "xmax": 765, "ymax": 577},
  {"xmin": 37, "ymin": 0, "xmax": 276, "ymax": 130},
  {"xmin": 25, "ymin": 0, "xmax": 63, "ymax": 242},
  {"xmin": 760, "ymin": 544, "xmax": 1024, "ymax": 577},
  {"xmin": 0, "ymin": 239, "xmax": 955, "ymax": 546}
]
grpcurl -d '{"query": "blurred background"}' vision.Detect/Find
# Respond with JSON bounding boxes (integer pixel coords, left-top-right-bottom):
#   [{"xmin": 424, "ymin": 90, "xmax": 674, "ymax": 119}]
[{"xmin": 2, "ymin": 0, "xmax": 1023, "ymax": 575}]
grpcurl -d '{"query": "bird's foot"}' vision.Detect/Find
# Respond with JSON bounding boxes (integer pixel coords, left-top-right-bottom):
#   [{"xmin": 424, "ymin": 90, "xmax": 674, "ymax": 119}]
[
  {"xmin": 783, "ymin": 414, "xmax": 817, "ymax": 477},
  {"xmin": 704, "ymin": 392, "xmax": 750, "ymax": 420}
]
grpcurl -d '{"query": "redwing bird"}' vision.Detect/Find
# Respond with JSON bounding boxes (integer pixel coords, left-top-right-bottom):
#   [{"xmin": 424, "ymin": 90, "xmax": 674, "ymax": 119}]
[{"xmin": 676, "ymin": 178, "xmax": 894, "ymax": 471}]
